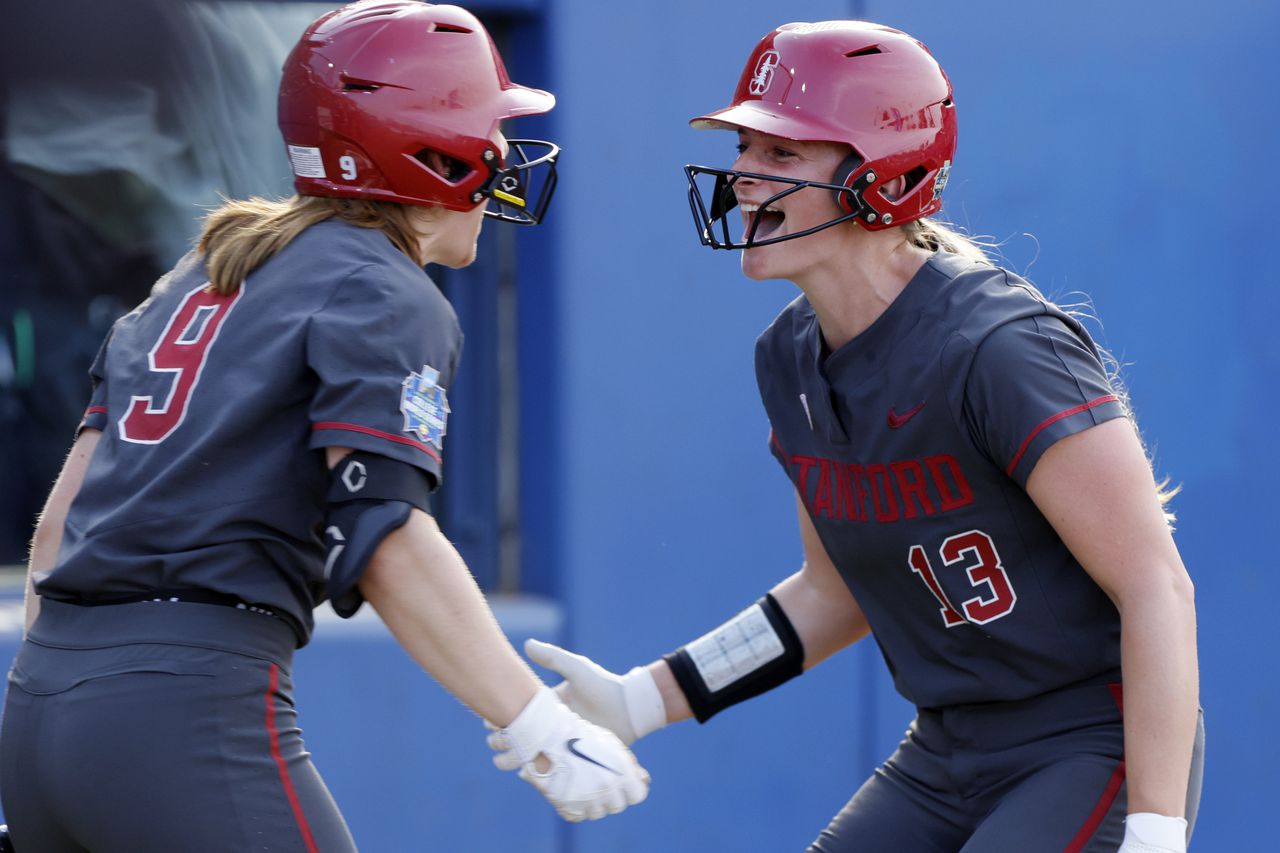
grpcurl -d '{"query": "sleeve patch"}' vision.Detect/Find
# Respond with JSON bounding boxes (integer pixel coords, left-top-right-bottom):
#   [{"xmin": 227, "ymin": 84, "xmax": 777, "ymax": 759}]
[{"xmin": 400, "ymin": 365, "xmax": 450, "ymax": 450}]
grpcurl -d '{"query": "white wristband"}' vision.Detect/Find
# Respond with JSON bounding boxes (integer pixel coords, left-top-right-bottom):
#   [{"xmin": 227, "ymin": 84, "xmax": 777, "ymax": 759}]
[
  {"xmin": 620, "ymin": 665, "xmax": 667, "ymax": 741},
  {"xmin": 1123, "ymin": 812, "xmax": 1187, "ymax": 853}
]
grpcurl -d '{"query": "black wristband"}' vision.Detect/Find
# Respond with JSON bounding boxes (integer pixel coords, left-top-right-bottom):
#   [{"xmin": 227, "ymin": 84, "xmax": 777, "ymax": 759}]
[{"xmin": 663, "ymin": 593, "xmax": 805, "ymax": 723}]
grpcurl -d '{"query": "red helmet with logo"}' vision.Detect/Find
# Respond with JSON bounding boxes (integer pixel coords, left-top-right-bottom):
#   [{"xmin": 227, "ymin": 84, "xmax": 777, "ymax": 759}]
[
  {"xmin": 279, "ymin": 1, "xmax": 558, "ymax": 222},
  {"xmin": 685, "ymin": 21, "xmax": 956, "ymax": 246}
]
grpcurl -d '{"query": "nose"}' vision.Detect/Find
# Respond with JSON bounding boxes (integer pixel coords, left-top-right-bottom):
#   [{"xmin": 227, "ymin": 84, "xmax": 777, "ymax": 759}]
[
  {"xmin": 730, "ymin": 150, "xmax": 761, "ymax": 189},
  {"xmin": 731, "ymin": 146, "xmax": 757, "ymax": 174}
]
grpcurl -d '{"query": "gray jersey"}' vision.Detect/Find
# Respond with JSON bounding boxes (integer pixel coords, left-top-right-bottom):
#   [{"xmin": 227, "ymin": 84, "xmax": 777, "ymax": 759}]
[
  {"xmin": 756, "ymin": 251, "xmax": 1126, "ymax": 707},
  {"xmin": 38, "ymin": 219, "xmax": 462, "ymax": 643}
]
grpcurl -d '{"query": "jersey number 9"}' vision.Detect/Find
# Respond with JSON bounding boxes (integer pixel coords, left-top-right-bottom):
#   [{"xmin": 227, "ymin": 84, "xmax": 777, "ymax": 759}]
[{"xmin": 118, "ymin": 283, "xmax": 243, "ymax": 444}]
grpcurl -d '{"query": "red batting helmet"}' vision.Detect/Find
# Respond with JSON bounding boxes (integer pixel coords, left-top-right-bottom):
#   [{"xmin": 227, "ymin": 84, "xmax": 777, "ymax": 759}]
[
  {"xmin": 279, "ymin": 1, "xmax": 558, "ymax": 222},
  {"xmin": 686, "ymin": 21, "xmax": 956, "ymax": 247}
]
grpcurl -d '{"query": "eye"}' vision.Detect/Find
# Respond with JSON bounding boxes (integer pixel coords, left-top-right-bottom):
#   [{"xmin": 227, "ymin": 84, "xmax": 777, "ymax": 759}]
[
  {"xmin": 735, "ymin": 142, "xmax": 748, "ymax": 154},
  {"xmin": 772, "ymin": 147, "xmax": 796, "ymax": 159}
]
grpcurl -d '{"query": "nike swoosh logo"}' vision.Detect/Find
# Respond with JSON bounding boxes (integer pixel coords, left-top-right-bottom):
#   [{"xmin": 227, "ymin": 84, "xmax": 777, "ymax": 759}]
[
  {"xmin": 566, "ymin": 738, "xmax": 621, "ymax": 775},
  {"xmin": 887, "ymin": 401, "xmax": 925, "ymax": 429}
]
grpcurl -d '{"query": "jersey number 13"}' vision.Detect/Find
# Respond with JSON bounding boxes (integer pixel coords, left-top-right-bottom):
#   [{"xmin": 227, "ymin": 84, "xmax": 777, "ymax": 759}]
[{"xmin": 908, "ymin": 529, "xmax": 1017, "ymax": 627}]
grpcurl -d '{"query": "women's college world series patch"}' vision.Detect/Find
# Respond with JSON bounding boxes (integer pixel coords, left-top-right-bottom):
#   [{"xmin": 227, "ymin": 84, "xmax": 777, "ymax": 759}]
[{"xmin": 401, "ymin": 365, "xmax": 450, "ymax": 450}]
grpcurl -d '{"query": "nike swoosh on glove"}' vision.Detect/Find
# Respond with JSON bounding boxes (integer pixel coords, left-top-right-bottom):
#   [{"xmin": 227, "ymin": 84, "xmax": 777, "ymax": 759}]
[{"xmin": 491, "ymin": 686, "xmax": 650, "ymax": 822}]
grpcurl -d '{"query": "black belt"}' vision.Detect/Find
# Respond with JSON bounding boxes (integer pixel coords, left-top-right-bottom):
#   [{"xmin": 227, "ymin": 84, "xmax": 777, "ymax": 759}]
[{"xmin": 61, "ymin": 589, "xmax": 304, "ymax": 643}]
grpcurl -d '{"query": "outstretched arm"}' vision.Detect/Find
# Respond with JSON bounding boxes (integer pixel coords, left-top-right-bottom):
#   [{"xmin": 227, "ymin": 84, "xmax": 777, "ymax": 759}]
[
  {"xmin": 1026, "ymin": 418, "xmax": 1198, "ymax": 847},
  {"xmin": 522, "ymin": 491, "xmax": 870, "ymax": 741},
  {"xmin": 648, "ymin": 493, "xmax": 870, "ymax": 725},
  {"xmin": 326, "ymin": 448, "xmax": 649, "ymax": 822},
  {"xmin": 25, "ymin": 428, "xmax": 102, "ymax": 633},
  {"xmin": 358, "ymin": 505, "xmax": 544, "ymax": 727}
]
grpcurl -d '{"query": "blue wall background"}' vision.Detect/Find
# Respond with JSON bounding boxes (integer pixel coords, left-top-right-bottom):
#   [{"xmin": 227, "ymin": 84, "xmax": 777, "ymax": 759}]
[
  {"xmin": 518, "ymin": 0, "xmax": 1278, "ymax": 851},
  {"xmin": 0, "ymin": 1, "xmax": 1274, "ymax": 851}
]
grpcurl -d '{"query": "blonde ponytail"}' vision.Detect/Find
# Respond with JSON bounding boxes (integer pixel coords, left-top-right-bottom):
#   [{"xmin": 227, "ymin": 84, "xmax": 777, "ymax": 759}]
[
  {"xmin": 903, "ymin": 217, "xmax": 995, "ymax": 263},
  {"xmin": 197, "ymin": 195, "xmax": 431, "ymax": 294}
]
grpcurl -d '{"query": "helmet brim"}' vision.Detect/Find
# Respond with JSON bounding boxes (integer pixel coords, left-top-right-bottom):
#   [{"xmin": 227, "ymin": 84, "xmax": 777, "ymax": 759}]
[
  {"xmin": 690, "ymin": 102, "xmax": 848, "ymax": 146},
  {"xmin": 499, "ymin": 85, "xmax": 556, "ymax": 119}
]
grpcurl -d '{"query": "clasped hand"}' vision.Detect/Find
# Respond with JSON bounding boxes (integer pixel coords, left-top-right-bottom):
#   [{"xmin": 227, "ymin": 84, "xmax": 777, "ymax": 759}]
[{"xmin": 487, "ymin": 685, "xmax": 650, "ymax": 822}]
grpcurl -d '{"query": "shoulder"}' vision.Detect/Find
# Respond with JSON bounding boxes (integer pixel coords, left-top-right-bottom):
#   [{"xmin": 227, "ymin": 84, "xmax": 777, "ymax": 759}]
[
  {"xmin": 278, "ymin": 220, "xmax": 456, "ymax": 324},
  {"xmin": 923, "ymin": 254, "xmax": 1096, "ymax": 356},
  {"xmin": 926, "ymin": 255, "xmax": 1051, "ymax": 330},
  {"xmin": 288, "ymin": 219, "xmax": 422, "ymax": 283}
]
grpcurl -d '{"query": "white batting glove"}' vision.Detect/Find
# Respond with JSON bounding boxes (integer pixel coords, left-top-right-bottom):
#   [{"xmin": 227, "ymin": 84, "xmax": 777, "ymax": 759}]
[
  {"xmin": 1118, "ymin": 813, "xmax": 1188, "ymax": 853},
  {"xmin": 521, "ymin": 638, "xmax": 667, "ymax": 745},
  {"xmin": 492, "ymin": 686, "xmax": 650, "ymax": 822}
]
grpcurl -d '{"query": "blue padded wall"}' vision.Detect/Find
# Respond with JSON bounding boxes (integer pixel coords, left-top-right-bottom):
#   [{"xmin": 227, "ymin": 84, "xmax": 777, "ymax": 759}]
[
  {"xmin": 1, "ymin": 2, "xmax": 1273, "ymax": 851},
  {"xmin": 524, "ymin": 1, "xmax": 1279, "ymax": 851}
]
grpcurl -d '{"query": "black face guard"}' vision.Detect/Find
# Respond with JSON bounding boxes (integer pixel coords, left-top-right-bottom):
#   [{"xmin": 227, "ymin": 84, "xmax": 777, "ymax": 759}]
[
  {"xmin": 478, "ymin": 139, "xmax": 560, "ymax": 225},
  {"xmin": 684, "ymin": 164, "xmax": 879, "ymax": 250}
]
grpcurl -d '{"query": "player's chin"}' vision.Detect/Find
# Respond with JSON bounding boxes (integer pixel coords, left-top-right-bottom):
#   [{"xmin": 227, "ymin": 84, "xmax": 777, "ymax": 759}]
[
  {"xmin": 739, "ymin": 246, "xmax": 780, "ymax": 281},
  {"xmin": 439, "ymin": 242, "xmax": 480, "ymax": 270}
]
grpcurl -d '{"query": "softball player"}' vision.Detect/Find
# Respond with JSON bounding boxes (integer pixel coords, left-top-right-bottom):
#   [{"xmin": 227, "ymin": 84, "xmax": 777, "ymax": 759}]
[
  {"xmin": 493, "ymin": 21, "xmax": 1203, "ymax": 853},
  {"xmin": 0, "ymin": 3, "xmax": 647, "ymax": 850}
]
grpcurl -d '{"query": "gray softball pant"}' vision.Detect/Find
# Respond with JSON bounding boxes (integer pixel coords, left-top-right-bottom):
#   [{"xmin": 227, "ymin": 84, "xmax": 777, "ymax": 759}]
[
  {"xmin": 0, "ymin": 598, "xmax": 357, "ymax": 852},
  {"xmin": 809, "ymin": 675, "xmax": 1205, "ymax": 853}
]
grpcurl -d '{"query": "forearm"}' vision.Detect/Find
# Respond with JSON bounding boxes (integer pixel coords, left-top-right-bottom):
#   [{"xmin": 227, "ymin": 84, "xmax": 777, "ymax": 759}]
[
  {"xmin": 770, "ymin": 568, "xmax": 870, "ymax": 668},
  {"xmin": 360, "ymin": 510, "xmax": 541, "ymax": 728},
  {"xmin": 646, "ymin": 566, "xmax": 869, "ymax": 726},
  {"xmin": 23, "ymin": 569, "xmax": 39, "ymax": 634},
  {"xmin": 1118, "ymin": 579, "xmax": 1199, "ymax": 816},
  {"xmin": 26, "ymin": 430, "xmax": 101, "ymax": 632}
]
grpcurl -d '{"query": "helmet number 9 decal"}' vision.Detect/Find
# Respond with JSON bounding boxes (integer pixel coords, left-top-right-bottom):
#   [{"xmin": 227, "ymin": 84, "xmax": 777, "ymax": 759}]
[
  {"xmin": 907, "ymin": 529, "xmax": 1017, "ymax": 627},
  {"xmin": 118, "ymin": 283, "xmax": 244, "ymax": 444},
  {"xmin": 339, "ymin": 155, "xmax": 358, "ymax": 181}
]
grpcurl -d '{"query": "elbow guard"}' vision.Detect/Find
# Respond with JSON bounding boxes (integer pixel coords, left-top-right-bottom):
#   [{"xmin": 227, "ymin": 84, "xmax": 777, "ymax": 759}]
[
  {"xmin": 323, "ymin": 451, "xmax": 434, "ymax": 618},
  {"xmin": 662, "ymin": 593, "xmax": 804, "ymax": 723}
]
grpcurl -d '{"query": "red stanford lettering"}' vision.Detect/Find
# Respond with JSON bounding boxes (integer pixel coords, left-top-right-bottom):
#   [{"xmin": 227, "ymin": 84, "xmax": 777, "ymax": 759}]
[{"xmin": 790, "ymin": 452, "xmax": 974, "ymax": 523}]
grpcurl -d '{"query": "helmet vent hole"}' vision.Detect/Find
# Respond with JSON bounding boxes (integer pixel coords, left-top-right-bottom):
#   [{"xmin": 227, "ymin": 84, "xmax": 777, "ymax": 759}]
[
  {"xmin": 430, "ymin": 23, "xmax": 473, "ymax": 34},
  {"xmin": 845, "ymin": 45, "xmax": 883, "ymax": 58},
  {"xmin": 340, "ymin": 73, "xmax": 384, "ymax": 92},
  {"xmin": 899, "ymin": 166, "xmax": 928, "ymax": 195},
  {"xmin": 414, "ymin": 148, "xmax": 473, "ymax": 183}
]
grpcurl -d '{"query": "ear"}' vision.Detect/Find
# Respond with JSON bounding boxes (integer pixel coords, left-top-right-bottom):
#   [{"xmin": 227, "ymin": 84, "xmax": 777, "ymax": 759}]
[
  {"xmin": 421, "ymin": 150, "xmax": 451, "ymax": 178},
  {"xmin": 879, "ymin": 174, "xmax": 909, "ymax": 202}
]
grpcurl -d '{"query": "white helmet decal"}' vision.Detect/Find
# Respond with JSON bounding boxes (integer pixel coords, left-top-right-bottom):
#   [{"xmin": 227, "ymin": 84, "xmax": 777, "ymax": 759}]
[{"xmin": 748, "ymin": 50, "xmax": 780, "ymax": 96}]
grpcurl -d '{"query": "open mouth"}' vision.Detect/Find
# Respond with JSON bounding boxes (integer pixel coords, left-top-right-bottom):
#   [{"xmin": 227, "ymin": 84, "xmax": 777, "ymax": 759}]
[{"xmin": 740, "ymin": 203, "xmax": 786, "ymax": 243}]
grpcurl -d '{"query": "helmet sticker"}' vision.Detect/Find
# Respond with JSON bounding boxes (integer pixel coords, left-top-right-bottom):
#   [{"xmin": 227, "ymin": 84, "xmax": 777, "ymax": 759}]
[
  {"xmin": 287, "ymin": 145, "xmax": 326, "ymax": 179},
  {"xmin": 401, "ymin": 365, "xmax": 450, "ymax": 450},
  {"xmin": 748, "ymin": 50, "xmax": 781, "ymax": 96},
  {"xmin": 934, "ymin": 160, "xmax": 952, "ymax": 198},
  {"xmin": 492, "ymin": 173, "xmax": 526, "ymax": 208}
]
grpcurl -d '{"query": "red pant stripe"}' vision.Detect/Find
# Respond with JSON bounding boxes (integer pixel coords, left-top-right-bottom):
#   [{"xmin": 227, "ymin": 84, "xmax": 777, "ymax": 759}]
[
  {"xmin": 266, "ymin": 663, "xmax": 319, "ymax": 853},
  {"xmin": 1062, "ymin": 760, "xmax": 1125, "ymax": 853}
]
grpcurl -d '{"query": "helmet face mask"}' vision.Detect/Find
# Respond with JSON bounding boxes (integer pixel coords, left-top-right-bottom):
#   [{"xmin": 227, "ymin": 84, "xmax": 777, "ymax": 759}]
[
  {"xmin": 279, "ymin": 1, "xmax": 559, "ymax": 223},
  {"xmin": 685, "ymin": 164, "xmax": 872, "ymax": 250},
  {"xmin": 685, "ymin": 20, "xmax": 956, "ymax": 249},
  {"xmin": 481, "ymin": 139, "xmax": 560, "ymax": 225}
]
